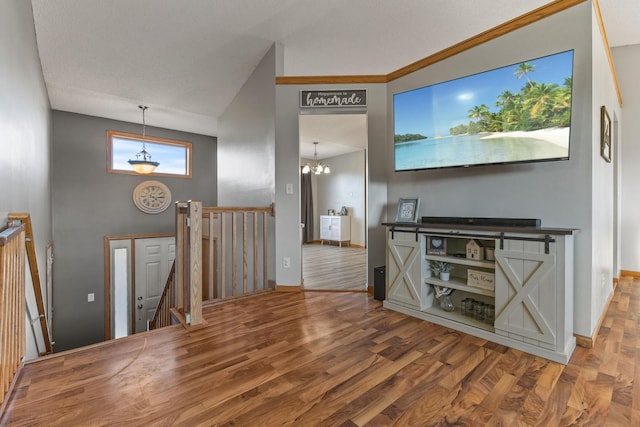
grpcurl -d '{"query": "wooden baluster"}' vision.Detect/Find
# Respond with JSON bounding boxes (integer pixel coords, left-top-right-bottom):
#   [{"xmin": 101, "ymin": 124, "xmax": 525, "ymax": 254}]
[
  {"xmin": 232, "ymin": 213, "xmax": 237, "ymax": 296},
  {"xmin": 208, "ymin": 212, "xmax": 215, "ymax": 301},
  {"xmin": 175, "ymin": 202, "xmax": 185, "ymax": 314},
  {"xmin": 253, "ymin": 212, "xmax": 258, "ymax": 291},
  {"xmin": 263, "ymin": 212, "xmax": 268, "ymax": 290},
  {"xmin": 243, "ymin": 212, "xmax": 248, "ymax": 295},
  {"xmin": 221, "ymin": 212, "xmax": 226, "ymax": 299}
]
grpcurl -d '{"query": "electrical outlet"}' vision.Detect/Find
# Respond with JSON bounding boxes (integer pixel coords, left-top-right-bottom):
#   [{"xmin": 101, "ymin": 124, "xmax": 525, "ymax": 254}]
[
  {"xmin": 286, "ymin": 183, "xmax": 294, "ymax": 194},
  {"xmin": 88, "ymin": 293, "xmax": 95, "ymax": 302},
  {"xmin": 283, "ymin": 257, "xmax": 291, "ymax": 268}
]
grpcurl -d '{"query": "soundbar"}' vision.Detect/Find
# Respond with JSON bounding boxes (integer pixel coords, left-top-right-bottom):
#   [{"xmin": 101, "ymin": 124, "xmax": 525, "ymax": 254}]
[{"xmin": 420, "ymin": 216, "xmax": 541, "ymax": 228}]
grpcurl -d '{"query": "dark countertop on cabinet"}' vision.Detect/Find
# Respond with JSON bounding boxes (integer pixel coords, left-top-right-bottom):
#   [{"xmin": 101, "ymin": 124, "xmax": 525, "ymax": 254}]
[{"xmin": 382, "ymin": 221, "xmax": 579, "ymax": 235}]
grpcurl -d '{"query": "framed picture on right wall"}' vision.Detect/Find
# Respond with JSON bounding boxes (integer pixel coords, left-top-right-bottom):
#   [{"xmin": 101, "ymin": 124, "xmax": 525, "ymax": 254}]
[{"xmin": 600, "ymin": 105, "xmax": 612, "ymax": 163}]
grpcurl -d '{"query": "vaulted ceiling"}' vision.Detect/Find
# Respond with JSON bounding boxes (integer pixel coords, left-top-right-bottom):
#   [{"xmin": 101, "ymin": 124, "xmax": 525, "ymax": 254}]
[{"xmin": 31, "ymin": 1, "xmax": 638, "ymax": 158}]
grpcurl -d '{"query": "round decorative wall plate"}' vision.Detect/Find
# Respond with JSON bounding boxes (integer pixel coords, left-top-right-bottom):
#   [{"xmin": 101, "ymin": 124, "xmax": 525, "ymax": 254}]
[{"xmin": 133, "ymin": 180, "xmax": 172, "ymax": 214}]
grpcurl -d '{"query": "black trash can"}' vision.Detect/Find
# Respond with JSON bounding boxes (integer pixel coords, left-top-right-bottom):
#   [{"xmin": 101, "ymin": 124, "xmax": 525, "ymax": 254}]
[{"xmin": 373, "ymin": 266, "xmax": 386, "ymax": 301}]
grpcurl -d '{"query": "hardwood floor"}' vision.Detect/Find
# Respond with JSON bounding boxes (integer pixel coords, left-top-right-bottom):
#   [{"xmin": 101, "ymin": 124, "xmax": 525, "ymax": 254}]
[
  {"xmin": 302, "ymin": 243, "xmax": 367, "ymax": 291},
  {"xmin": 2, "ymin": 277, "xmax": 640, "ymax": 426}
]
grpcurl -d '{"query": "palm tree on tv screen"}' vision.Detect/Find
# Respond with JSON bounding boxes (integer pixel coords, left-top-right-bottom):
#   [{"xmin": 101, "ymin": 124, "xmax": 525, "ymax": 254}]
[{"xmin": 514, "ymin": 61, "xmax": 536, "ymax": 85}]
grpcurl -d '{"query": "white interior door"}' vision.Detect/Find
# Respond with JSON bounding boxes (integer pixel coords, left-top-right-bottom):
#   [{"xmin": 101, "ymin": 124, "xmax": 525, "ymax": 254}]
[{"xmin": 134, "ymin": 237, "xmax": 175, "ymax": 332}]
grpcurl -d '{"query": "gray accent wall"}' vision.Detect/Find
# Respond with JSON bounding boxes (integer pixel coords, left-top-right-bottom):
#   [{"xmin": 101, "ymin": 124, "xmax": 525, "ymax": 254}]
[
  {"xmin": 52, "ymin": 111, "xmax": 216, "ymax": 350},
  {"xmin": 0, "ymin": 0, "xmax": 52, "ymax": 359}
]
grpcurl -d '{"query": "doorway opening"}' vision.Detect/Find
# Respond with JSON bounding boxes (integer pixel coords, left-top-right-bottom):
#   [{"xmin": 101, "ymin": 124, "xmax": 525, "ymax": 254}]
[{"xmin": 299, "ymin": 113, "xmax": 368, "ymax": 291}]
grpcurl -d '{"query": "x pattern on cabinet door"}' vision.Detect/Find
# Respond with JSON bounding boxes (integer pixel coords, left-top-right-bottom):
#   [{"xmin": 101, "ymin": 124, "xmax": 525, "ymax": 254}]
[
  {"xmin": 494, "ymin": 249, "xmax": 556, "ymax": 345},
  {"xmin": 388, "ymin": 239, "xmax": 421, "ymax": 307}
]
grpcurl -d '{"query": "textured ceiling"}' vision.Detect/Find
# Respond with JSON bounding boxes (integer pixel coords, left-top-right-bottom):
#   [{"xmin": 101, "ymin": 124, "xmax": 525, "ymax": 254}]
[
  {"xmin": 299, "ymin": 114, "xmax": 368, "ymax": 159},
  {"xmin": 30, "ymin": 0, "xmax": 639, "ymax": 157}
]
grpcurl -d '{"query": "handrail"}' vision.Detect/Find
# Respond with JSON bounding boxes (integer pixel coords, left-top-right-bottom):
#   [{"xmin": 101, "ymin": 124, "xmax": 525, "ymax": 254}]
[
  {"xmin": 0, "ymin": 223, "xmax": 26, "ymax": 410},
  {"xmin": 202, "ymin": 205, "xmax": 275, "ymax": 215},
  {"xmin": 7, "ymin": 214, "xmax": 53, "ymax": 354},
  {"xmin": 148, "ymin": 262, "xmax": 176, "ymax": 331},
  {"xmin": 0, "ymin": 224, "xmax": 23, "ymax": 244}
]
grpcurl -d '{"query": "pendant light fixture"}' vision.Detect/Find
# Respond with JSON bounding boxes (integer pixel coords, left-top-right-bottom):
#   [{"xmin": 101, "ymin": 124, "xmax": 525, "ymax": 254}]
[
  {"xmin": 128, "ymin": 105, "xmax": 159, "ymax": 174},
  {"xmin": 302, "ymin": 142, "xmax": 330, "ymax": 175}
]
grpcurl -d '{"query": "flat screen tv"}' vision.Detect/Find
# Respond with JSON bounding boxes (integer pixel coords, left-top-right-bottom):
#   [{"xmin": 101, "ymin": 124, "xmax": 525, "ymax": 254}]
[{"xmin": 393, "ymin": 50, "xmax": 574, "ymax": 171}]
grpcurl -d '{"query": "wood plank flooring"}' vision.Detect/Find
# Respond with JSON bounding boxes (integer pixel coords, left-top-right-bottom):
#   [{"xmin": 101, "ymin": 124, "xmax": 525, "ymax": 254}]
[
  {"xmin": 2, "ymin": 277, "xmax": 640, "ymax": 426},
  {"xmin": 302, "ymin": 243, "xmax": 366, "ymax": 291}
]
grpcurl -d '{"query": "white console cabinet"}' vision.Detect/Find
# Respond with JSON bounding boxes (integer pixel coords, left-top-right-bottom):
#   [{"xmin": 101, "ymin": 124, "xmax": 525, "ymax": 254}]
[
  {"xmin": 384, "ymin": 222, "xmax": 577, "ymax": 364},
  {"xmin": 320, "ymin": 215, "xmax": 351, "ymax": 247}
]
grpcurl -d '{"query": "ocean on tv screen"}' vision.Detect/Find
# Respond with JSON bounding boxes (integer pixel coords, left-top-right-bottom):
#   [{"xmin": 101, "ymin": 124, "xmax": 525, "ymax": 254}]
[{"xmin": 395, "ymin": 127, "xmax": 569, "ymax": 170}]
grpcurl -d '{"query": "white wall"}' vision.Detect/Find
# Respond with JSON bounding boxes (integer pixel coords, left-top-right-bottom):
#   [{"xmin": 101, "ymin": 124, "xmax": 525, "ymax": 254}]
[
  {"xmin": 614, "ymin": 44, "xmax": 640, "ymax": 272},
  {"xmin": 218, "ymin": 44, "xmax": 281, "ymax": 283},
  {"xmin": 315, "ymin": 150, "xmax": 366, "ymax": 246},
  {"xmin": 218, "ymin": 44, "xmax": 279, "ymax": 206},
  {"xmin": 0, "ymin": 0, "xmax": 52, "ymax": 359},
  {"xmin": 590, "ymin": 9, "xmax": 619, "ymax": 335}
]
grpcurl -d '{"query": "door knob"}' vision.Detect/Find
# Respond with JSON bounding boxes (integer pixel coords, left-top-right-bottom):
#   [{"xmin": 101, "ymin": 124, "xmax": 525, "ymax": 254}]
[
  {"xmin": 137, "ymin": 304, "xmax": 143, "ymax": 309},
  {"xmin": 137, "ymin": 296, "xmax": 143, "ymax": 301}
]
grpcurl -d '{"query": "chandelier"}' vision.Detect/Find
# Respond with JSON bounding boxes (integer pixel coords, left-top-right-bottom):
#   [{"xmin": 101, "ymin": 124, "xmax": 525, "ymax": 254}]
[
  {"xmin": 128, "ymin": 105, "xmax": 159, "ymax": 174},
  {"xmin": 302, "ymin": 142, "xmax": 330, "ymax": 174}
]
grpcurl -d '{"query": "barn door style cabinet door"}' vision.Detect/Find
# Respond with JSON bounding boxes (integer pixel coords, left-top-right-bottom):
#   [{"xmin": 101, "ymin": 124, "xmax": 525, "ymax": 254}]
[
  {"xmin": 493, "ymin": 235, "xmax": 574, "ymax": 357},
  {"xmin": 386, "ymin": 229, "xmax": 432, "ymax": 310},
  {"xmin": 383, "ymin": 222, "xmax": 577, "ymax": 364}
]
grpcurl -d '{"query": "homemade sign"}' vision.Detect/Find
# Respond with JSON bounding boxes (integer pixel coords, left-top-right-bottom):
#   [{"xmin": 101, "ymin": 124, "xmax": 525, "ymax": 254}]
[{"xmin": 300, "ymin": 90, "xmax": 367, "ymax": 108}]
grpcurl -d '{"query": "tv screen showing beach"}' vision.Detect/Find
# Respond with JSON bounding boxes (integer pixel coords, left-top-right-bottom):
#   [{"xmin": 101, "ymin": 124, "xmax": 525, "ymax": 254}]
[{"xmin": 393, "ymin": 50, "xmax": 574, "ymax": 171}]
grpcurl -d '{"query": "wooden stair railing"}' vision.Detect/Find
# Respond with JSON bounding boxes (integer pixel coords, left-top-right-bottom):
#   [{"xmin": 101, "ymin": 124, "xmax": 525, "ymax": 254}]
[
  {"xmin": 147, "ymin": 262, "xmax": 176, "ymax": 331},
  {"xmin": 0, "ymin": 222, "xmax": 26, "ymax": 411},
  {"xmin": 7, "ymin": 213, "xmax": 53, "ymax": 355},
  {"xmin": 148, "ymin": 202, "xmax": 275, "ymax": 331},
  {"xmin": 201, "ymin": 205, "xmax": 274, "ymax": 302}
]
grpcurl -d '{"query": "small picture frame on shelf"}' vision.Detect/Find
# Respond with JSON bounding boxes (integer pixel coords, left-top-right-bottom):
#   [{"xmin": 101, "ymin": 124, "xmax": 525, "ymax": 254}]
[
  {"xmin": 328, "ymin": 209, "xmax": 335, "ymax": 215},
  {"xmin": 395, "ymin": 198, "xmax": 420, "ymax": 223},
  {"xmin": 427, "ymin": 235, "xmax": 447, "ymax": 255}
]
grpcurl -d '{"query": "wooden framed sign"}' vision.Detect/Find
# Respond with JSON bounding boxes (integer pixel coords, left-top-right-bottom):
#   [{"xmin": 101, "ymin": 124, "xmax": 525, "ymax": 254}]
[
  {"xmin": 395, "ymin": 198, "xmax": 420, "ymax": 223},
  {"xmin": 300, "ymin": 90, "xmax": 367, "ymax": 108},
  {"xmin": 427, "ymin": 236, "xmax": 447, "ymax": 255}
]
